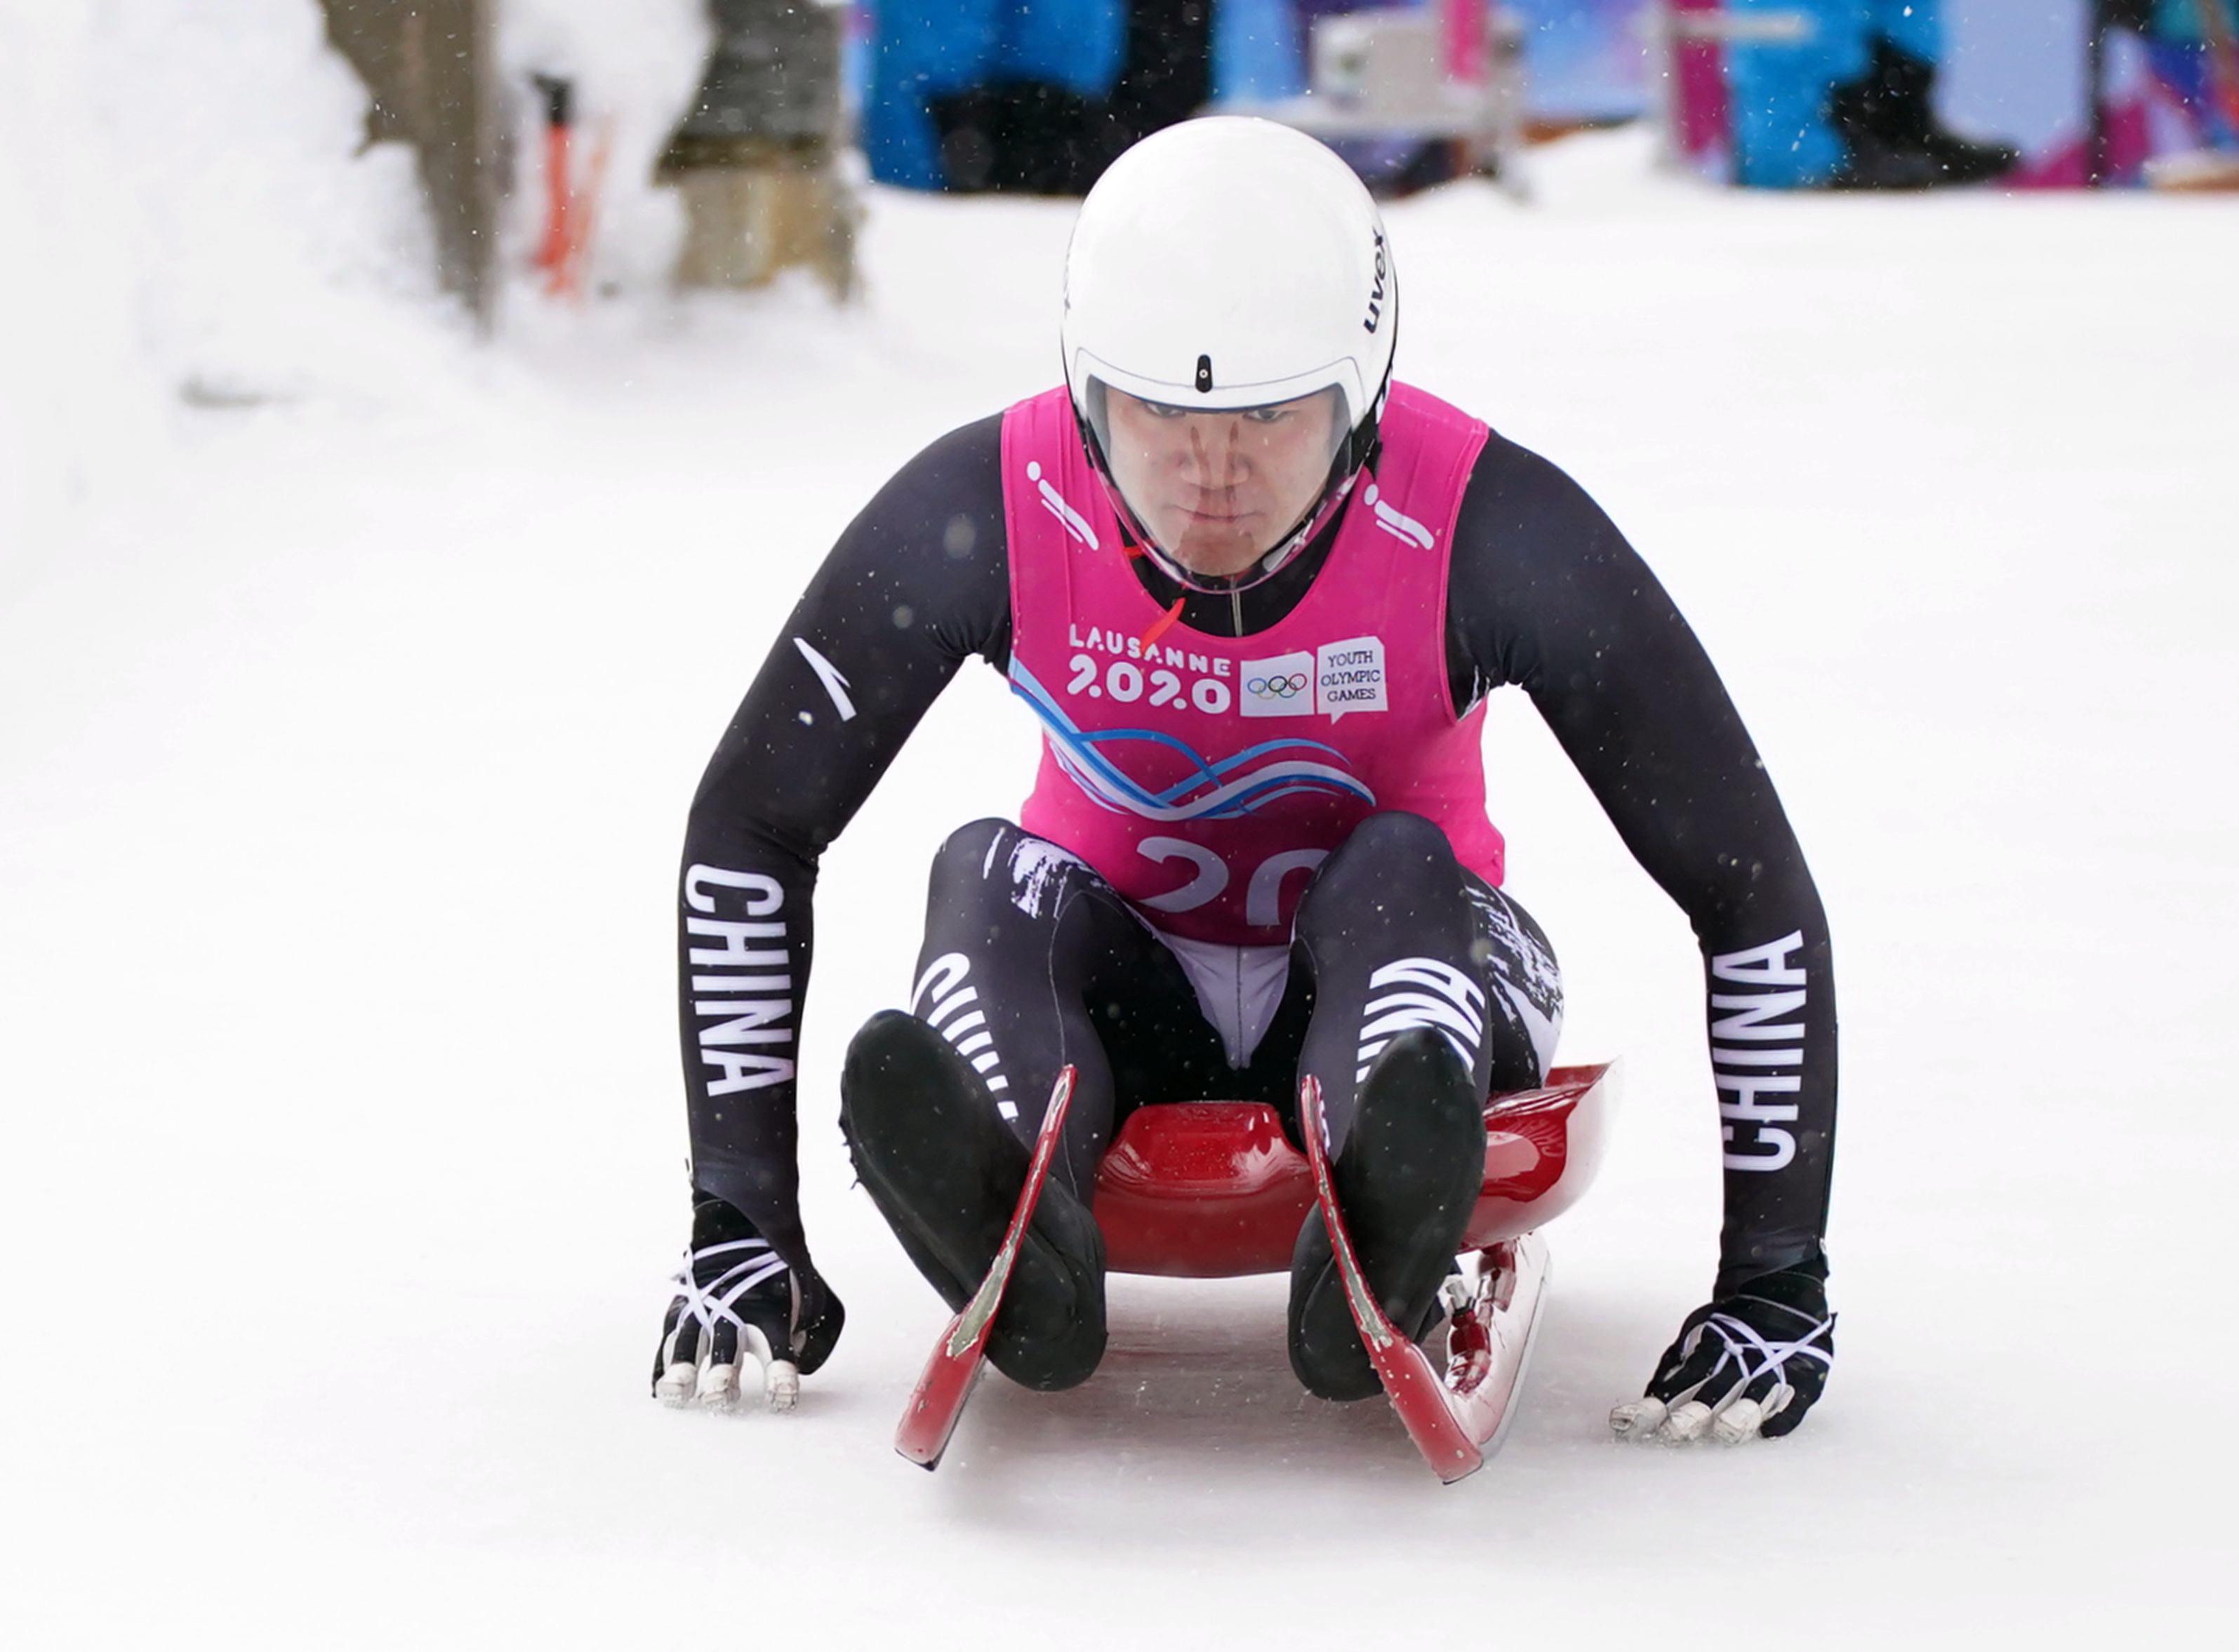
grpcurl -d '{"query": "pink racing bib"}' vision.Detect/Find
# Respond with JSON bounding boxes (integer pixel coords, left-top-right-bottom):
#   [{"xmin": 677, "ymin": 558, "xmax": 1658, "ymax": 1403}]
[{"xmin": 1002, "ymin": 382, "xmax": 1503, "ymax": 945}]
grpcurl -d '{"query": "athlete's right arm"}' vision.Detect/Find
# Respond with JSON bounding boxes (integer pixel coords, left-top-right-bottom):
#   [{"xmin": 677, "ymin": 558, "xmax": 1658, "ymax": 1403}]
[{"xmin": 654, "ymin": 415, "xmax": 1011, "ymax": 1408}]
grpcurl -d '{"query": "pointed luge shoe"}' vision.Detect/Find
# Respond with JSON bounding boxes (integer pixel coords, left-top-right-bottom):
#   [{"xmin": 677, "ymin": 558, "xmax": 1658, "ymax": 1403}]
[
  {"xmin": 1289, "ymin": 1029, "xmax": 1486, "ymax": 1401},
  {"xmin": 841, "ymin": 1009, "xmax": 1105, "ymax": 1390}
]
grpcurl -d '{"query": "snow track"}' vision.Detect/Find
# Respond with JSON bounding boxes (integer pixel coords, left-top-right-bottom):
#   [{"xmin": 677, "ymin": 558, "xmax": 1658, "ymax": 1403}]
[{"xmin": 4, "ymin": 5, "xmax": 2235, "ymax": 1644}]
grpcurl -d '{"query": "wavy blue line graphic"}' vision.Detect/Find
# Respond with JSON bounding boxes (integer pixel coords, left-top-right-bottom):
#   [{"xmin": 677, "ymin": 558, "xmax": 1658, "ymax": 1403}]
[{"xmin": 1009, "ymin": 659, "xmax": 1376, "ymax": 821}]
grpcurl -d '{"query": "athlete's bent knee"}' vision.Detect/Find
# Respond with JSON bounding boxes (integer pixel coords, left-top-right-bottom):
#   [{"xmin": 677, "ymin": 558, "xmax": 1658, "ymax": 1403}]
[
  {"xmin": 929, "ymin": 818, "xmax": 1015, "ymax": 877},
  {"xmin": 923, "ymin": 817, "xmax": 1019, "ymax": 906},
  {"xmin": 1301, "ymin": 811, "xmax": 1459, "ymax": 909},
  {"xmin": 1341, "ymin": 810, "xmax": 1459, "ymax": 867}
]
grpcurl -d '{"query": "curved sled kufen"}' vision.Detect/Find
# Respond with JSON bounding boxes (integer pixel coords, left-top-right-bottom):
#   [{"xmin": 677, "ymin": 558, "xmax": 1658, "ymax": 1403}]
[
  {"xmin": 896, "ymin": 1063, "xmax": 1616, "ymax": 1481},
  {"xmin": 1095, "ymin": 1062, "xmax": 1616, "ymax": 1483}
]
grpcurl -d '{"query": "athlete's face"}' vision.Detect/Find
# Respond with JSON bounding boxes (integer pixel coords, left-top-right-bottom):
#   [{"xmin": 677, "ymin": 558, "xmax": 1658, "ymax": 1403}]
[{"xmin": 1101, "ymin": 388, "xmax": 1343, "ymax": 579}]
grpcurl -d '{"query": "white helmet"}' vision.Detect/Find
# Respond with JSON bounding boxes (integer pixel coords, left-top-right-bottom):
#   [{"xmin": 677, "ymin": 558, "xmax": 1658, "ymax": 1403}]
[{"xmin": 1060, "ymin": 117, "xmax": 1397, "ymax": 587}]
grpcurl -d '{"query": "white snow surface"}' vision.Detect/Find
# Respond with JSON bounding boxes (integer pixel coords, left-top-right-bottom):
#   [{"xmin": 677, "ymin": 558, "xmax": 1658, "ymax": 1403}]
[{"xmin": 4, "ymin": 4, "xmax": 2237, "ymax": 1644}]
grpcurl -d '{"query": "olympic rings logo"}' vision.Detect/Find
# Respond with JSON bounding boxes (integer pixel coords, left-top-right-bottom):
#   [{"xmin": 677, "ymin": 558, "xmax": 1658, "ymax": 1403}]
[{"xmin": 1246, "ymin": 673, "xmax": 1309, "ymax": 698}]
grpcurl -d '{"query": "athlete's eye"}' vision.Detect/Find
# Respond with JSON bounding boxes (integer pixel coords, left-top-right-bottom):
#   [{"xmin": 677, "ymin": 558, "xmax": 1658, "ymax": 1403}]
[{"xmin": 1242, "ymin": 406, "xmax": 1289, "ymax": 425}]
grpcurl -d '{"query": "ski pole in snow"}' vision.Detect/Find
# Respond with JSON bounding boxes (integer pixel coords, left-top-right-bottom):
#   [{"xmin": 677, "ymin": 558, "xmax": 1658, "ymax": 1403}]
[
  {"xmin": 554, "ymin": 114, "xmax": 613, "ymax": 300},
  {"xmin": 531, "ymin": 73, "xmax": 610, "ymax": 301},
  {"xmin": 533, "ymin": 74, "xmax": 574, "ymax": 281}
]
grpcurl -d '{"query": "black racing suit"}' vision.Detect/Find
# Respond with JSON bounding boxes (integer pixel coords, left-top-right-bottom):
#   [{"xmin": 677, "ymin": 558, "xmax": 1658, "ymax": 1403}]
[{"xmin": 677, "ymin": 414, "xmax": 1836, "ymax": 1302}]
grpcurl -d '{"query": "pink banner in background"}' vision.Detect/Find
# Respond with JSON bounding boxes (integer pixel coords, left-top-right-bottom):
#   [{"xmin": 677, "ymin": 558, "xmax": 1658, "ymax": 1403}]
[
  {"xmin": 1670, "ymin": 0, "xmax": 1730, "ymax": 160},
  {"xmin": 1440, "ymin": 0, "xmax": 1487, "ymax": 84}
]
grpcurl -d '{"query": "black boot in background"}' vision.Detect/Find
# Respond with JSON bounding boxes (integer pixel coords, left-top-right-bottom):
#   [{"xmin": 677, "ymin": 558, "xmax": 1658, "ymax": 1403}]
[
  {"xmin": 1830, "ymin": 37, "xmax": 2020, "ymax": 189},
  {"xmin": 1868, "ymin": 38, "xmax": 2021, "ymax": 183},
  {"xmin": 1827, "ymin": 49, "xmax": 1942, "ymax": 188}
]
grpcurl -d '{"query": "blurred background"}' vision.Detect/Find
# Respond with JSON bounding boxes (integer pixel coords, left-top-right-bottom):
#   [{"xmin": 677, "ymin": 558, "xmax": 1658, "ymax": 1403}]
[{"xmin": 23, "ymin": 0, "xmax": 2224, "ymax": 335}]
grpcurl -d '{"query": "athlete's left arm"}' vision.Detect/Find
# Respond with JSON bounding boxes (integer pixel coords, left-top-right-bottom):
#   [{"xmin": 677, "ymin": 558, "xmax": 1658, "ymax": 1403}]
[{"xmin": 1447, "ymin": 436, "xmax": 1838, "ymax": 1436}]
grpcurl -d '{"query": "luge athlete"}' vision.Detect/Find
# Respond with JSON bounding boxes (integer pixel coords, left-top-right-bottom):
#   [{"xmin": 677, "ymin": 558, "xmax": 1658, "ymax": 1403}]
[{"xmin": 652, "ymin": 119, "xmax": 1837, "ymax": 1442}]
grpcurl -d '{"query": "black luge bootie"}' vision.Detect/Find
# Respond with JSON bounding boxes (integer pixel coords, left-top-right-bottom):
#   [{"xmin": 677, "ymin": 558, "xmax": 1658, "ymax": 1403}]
[
  {"xmin": 840, "ymin": 1009, "xmax": 1106, "ymax": 1390},
  {"xmin": 1288, "ymin": 1029, "xmax": 1486, "ymax": 1401}
]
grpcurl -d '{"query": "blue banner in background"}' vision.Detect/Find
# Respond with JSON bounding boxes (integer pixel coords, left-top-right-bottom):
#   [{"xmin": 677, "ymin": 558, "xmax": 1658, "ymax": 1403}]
[
  {"xmin": 1249, "ymin": 1, "xmax": 2148, "ymax": 145},
  {"xmin": 1501, "ymin": 0, "xmax": 1652, "ymax": 121},
  {"xmin": 849, "ymin": 1, "xmax": 2226, "ymax": 189},
  {"xmin": 1216, "ymin": 0, "xmax": 1310, "ymax": 99}
]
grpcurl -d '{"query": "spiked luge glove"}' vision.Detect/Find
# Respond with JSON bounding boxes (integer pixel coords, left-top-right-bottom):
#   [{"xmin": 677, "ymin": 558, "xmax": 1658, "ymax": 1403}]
[
  {"xmin": 653, "ymin": 1194, "xmax": 845, "ymax": 1411},
  {"xmin": 1610, "ymin": 1264, "xmax": 1834, "ymax": 1444}
]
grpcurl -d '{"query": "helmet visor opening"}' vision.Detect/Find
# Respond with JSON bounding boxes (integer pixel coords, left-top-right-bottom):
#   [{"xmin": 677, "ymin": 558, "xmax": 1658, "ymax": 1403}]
[{"xmin": 1087, "ymin": 382, "xmax": 1353, "ymax": 580}]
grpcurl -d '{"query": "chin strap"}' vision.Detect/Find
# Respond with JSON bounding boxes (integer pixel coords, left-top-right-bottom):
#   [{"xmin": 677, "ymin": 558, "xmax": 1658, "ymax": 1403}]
[
  {"xmin": 1072, "ymin": 389, "xmax": 1387, "ymax": 599},
  {"xmin": 1120, "ymin": 455, "xmax": 1372, "ymax": 598}
]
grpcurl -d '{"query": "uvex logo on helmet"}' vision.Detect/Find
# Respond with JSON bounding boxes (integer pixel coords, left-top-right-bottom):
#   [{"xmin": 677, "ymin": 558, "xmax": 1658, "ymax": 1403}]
[{"xmin": 1362, "ymin": 231, "xmax": 1388, "ymax": 335}]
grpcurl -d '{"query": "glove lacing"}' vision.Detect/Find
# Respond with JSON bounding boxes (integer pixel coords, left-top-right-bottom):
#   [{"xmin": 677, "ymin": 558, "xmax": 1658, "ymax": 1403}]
[
  {"xmin": 669, "ymin": 1237, "xmax": 790, "ymax": 1343},
  {"xmin": 1687, "ymin": 1304, "xmax": 1835, "ymax": 1401}
]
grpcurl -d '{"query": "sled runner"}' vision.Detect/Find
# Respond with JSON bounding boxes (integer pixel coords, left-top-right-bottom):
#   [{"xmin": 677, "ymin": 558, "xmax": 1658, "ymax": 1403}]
[
  {"xmin": 893, "ymin": 1064, "xmax": 1079, "ymax": 1468},
  {"xmin": 893, "ymin": 1062, "xmax": 1616, "ymax": 1481}
]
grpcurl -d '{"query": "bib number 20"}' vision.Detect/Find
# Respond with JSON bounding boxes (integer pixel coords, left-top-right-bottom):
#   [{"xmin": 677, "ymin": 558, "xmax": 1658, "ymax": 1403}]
[{"xmin": 1137, "ymin": 839, "xmax": 1329, "ymax": 928}]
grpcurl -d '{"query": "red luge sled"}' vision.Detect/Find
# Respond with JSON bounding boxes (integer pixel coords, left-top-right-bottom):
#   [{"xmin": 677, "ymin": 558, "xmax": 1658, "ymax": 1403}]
[{"xmin": 894, "ymin": 1062, "xmax": 1616, "ymax": 1480}]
